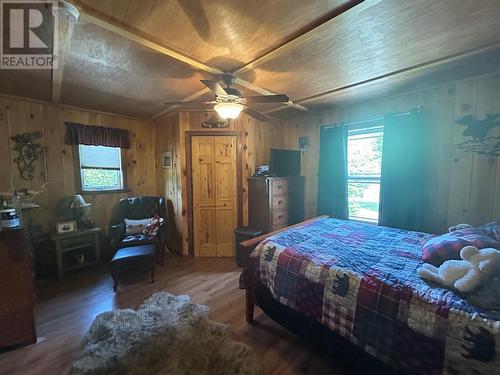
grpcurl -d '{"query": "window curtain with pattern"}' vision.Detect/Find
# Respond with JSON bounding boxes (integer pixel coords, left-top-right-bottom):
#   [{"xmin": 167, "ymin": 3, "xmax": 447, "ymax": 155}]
[
  {"xmin": 64, "ymin": 123, "xmax": 130, "ymax": 149},
  {"xmin": 379, "ymin": 110, "xmax": 427, "ymax": 231},
  {"xmin": 317, "ymin": 125, "xmax": 348, "ymax": 219}
]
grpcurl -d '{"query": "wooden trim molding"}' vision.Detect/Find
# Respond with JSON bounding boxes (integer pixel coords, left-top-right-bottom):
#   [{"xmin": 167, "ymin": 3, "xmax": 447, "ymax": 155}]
[
  {"xmin": 71, "ymin": 1, "xmax": 223, "ymax": 76},
  {"xmin": 232, "ymin": 0, "xmax": 363, "ymax": 76},
  {"xmin": 0, "ymin": 93, "xmax": 146, "ymax": 122},
  {"xmin": 185, "ymin": 131, "xmax": 243, "ymax": 257},
  {"xmin": 263, "ymin": 41, "xmax": 500, "ymax": 113},
  {"xmin": 69, "ymin": 1, "xmax": 311, "ymax": 119},
  {"xmin": 51, "ymin": 1, "xmax": 79, "ymax": 103}
]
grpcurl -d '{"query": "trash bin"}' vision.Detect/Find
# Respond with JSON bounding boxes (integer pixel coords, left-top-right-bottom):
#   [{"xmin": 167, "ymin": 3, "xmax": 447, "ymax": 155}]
[
  {"xmin": 235, "ymin": 227, "xmax": 263, "ymax": 267},
  {"xmin": 234, "ymin": 227, "xmax": 263, "ymax": 289}
]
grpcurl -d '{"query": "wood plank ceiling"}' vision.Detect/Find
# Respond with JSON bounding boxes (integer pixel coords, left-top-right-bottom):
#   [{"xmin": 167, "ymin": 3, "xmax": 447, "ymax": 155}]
[{"xmin": 1, "ymin": 0, "xmax": 500, "ymax": 120}]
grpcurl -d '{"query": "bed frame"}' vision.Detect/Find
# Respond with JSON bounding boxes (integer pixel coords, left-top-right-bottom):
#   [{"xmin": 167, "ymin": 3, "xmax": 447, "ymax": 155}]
[{"xmin": 239, "ymin": 215, "xmax": 329, "ymax": 323}]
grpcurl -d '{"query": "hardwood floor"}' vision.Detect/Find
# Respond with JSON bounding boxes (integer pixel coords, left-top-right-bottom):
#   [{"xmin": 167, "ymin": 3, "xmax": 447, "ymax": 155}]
[{"xmin": 0, "ymin": 254, "xmax": 381, "ymax": 375}]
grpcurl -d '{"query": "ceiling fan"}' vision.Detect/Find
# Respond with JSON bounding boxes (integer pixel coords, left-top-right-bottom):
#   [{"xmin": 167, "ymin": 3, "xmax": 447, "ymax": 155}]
[{"xmin": 163, "ymin": 74, "xmax": 290, "ymax": 121}]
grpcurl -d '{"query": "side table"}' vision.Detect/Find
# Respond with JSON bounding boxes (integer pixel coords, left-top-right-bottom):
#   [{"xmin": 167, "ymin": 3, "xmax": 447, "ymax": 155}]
[{"xmin": 51, "ymin": 228, "xmax": 102, "ymax": 280}]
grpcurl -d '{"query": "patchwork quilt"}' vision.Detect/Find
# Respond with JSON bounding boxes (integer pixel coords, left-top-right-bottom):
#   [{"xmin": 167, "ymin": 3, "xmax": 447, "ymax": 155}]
[{"xmin": 249, "ymin": 217, "xmax": 500, "ymax": 374}]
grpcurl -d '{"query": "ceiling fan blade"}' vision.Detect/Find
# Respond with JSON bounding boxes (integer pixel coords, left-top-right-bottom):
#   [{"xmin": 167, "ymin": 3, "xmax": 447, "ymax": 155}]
[
  {"xmin": 243, "ymin": 107, "xmax": 272, "ymax": 122},
  {"xmin": 200, "ymin": 80, "xmax": 228, "ymax": 96},
  {"xmin": 244, "ymin": 94, "xmax": 289, "ymax": 103},
  {"xmin": 164, "ymin": 100, "xmax": 216, "ymax": 106}
]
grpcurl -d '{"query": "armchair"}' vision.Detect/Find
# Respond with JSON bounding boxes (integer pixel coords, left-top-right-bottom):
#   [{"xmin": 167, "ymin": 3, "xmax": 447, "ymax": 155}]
[{"xmin": 110, "ymin": 196, "xmax": 167, "ymax": 265}]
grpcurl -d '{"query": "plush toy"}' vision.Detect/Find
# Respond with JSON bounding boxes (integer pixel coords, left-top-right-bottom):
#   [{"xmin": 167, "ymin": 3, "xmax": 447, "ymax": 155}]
[
  {"xmin": 143, "ymin": 214, "xmax": 164, "ymax": 237},
  {"xmin": 448, "ymin": 223, "xmax": 473, "ymax": 232},
  {"xmin": 417, "ymin": 246, "xmax": 500, "ymax": 293}
]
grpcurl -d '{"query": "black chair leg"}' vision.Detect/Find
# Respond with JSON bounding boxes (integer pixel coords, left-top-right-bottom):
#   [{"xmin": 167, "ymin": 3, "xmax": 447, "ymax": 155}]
[
  {"xmin": 156, "ymin": 245, "xmax": 165, "ymax": 267},
  {"xmin": 150, "ymin": 266, "xmax": 155, "ymax": 283},
  {"xmin": 111, "ymin": 269, "xmax": 119, "ymax": 292}
]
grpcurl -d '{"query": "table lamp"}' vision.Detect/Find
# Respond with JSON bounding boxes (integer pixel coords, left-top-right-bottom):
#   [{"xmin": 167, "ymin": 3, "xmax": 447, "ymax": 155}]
[{"xmin": 60, "ymin": 195, "xmax": 94, "ymax": 229}]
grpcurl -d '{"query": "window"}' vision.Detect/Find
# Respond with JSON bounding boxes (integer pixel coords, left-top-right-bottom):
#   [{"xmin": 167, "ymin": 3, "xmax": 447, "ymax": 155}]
[
  {"xmin": 78, "ymin": 145, "xmax": 124, "ymax": 192},
  {"xmin": 347, "ymin": 126, "xmax": 383, "ymax": 223}
]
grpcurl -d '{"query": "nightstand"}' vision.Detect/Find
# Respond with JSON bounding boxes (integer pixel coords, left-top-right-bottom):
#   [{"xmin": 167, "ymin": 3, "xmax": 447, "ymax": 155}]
[{"xmin": 51, "ymin": 228, "xmax": 101, "ymax": 280}]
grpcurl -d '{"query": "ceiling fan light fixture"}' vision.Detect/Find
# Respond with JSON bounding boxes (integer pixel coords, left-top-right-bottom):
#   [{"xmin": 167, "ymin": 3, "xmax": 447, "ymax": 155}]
[{"xmin": 214, "ymin": 102, "xmax": 243, "ymax": 119}]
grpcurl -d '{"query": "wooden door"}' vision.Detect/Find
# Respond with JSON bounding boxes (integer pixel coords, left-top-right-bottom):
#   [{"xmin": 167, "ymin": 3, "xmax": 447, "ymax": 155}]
[
  {"xmin": 192, "ymin": 136, "xmax": 237, "ymax": 257},
  {"xmin": 214, "ymin": 136, "xmax": 237, "ymax": 256}
]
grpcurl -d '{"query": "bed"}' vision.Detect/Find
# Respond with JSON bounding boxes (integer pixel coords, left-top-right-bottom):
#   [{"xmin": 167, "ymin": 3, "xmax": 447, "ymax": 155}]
[{"xmin": 240, "ymin": 216, "xmax": 500, "ymax": 374}]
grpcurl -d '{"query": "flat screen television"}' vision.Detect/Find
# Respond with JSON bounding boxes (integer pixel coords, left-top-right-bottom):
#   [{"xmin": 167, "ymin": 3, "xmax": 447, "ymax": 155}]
[{"xmin": 269, "ymin": 148, "xmax": 301, "ymax": 176}]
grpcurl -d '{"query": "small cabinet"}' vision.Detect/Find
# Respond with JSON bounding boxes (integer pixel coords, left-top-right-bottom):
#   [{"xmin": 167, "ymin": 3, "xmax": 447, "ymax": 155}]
[
  {"xmin": 248, "ymin": 176, "xmax": 304, "ymax": 233},
  {"xmin": 51, "ymin": 228, "xmax": 101, "ymax": 280}
]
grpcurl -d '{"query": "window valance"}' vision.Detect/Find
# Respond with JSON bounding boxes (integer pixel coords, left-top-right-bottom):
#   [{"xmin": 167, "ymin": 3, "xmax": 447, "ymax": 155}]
[{"xmin": 64, "ymin": 122, "xmax": 130, "ymax": 149}]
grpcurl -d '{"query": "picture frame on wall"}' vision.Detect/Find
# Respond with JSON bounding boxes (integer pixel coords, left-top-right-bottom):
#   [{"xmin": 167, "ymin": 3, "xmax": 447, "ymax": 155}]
[
  {"xmin": 56, "ymin": 220, "xmax": 77, "ymax": 234},
  {"xmin": 162, "ymin": 151, "xmax": 172, "ymax": 168},
  {"xmin": 299, "ymin": 136, "xmax": 310, "ymax": 151}
]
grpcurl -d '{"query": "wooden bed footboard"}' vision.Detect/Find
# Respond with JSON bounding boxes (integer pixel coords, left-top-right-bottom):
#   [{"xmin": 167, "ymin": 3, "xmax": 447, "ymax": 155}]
[{"xmin": 239, "ymin": 215, "xmax": 329, "ymax": 323}]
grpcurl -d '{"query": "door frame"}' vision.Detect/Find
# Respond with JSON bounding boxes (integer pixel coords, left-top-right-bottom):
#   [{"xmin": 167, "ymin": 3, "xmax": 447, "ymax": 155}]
[{"xmin": 186, "ymin": 131, "xmax": 243, "ymax": 257}]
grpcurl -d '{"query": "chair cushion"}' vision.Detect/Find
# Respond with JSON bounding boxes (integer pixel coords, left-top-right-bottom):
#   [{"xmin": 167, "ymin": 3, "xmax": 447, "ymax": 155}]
[
  {"xmin": 118, "ymin": 234, "xmax": 159, "ymax": 249},
  {"xmin": 421, "ymin": 228, "xmax": 500, "ymax": 266},
  {"xmin": 119, "ymin": 197, "xmax": 166, "ymax": 221},
  {"xmin": 124, "ymin": 218, "xmax": 153, "ymax": 235}
]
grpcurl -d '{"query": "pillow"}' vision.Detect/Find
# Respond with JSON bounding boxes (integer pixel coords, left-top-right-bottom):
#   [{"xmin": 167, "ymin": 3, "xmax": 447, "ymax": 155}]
[
  {"xmin": 124, "ymin": 218, "xmax": 153, "ymax": 235},
  {"xmin": 421, "ymin": 228, "xmax": 500, "ymax": 266},
  {"xmin": 143, "ymin": 216, "xmax": 164, "ymax": 237},
  {"xmin": 479, "ymin": 222, "xmax": 500, "ymax": 242}
]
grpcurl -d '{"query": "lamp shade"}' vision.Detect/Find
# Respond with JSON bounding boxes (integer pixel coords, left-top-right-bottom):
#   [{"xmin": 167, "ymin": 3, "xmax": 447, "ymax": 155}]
[
  {"xmin": 70, "ymin": 194, "xmax": 91, "ymax": 208},
  {"xmin": 60, "ymin": 194, "xmax": 91, "ymax": 210},
  {"xmin": 214, "ymin": 102, "xmax": 243, "ymax": 119}
]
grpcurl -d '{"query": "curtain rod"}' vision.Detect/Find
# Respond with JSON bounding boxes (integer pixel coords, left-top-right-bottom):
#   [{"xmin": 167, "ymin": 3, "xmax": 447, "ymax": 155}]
[{"xmin": 322, "ymin": 108, "xmax": 421, "ymax": 130}]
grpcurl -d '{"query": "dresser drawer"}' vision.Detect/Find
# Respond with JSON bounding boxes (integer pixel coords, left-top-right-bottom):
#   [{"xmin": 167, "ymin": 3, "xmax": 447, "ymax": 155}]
[
  {"xmin": 272, "ymin": 209, "xmax": 288, "ymax": 225},
  {"xmin": 61, "ymin": 235, "xmax": 94, "ymax": 250},
  {"xmin": 272, "ymin": 194, "xmax": 288, "ymax": 210},
  {"xmin": 271, "ymin": 179, "xmax": 288, "ymax": 196}
]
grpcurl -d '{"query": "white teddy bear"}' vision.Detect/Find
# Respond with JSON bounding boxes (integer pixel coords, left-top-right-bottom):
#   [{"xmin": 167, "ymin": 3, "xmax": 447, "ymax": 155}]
[{"xmin": 417, "ymin": 246, "xmax": 500, "ymax": 293}]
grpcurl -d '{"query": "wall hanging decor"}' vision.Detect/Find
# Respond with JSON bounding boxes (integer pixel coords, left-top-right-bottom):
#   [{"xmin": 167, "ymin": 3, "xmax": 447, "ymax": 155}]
[
  {"xmin": 299, "ymin": 136, "xmax": 310, "ymax": 151},
  {"xmin": 162, "ymin": 151, "xmax": 172, "ymax": 168},
  {"xmin": 455, "ymin": 113, "xmax": 500, "ymax": 156},
  {"xmin": 11, "ymin": 131, "xmax": 46, "ymax": 180},
  {"xmin": 201, "ymin": 117, "xmax": 230, "ymax": 128}
]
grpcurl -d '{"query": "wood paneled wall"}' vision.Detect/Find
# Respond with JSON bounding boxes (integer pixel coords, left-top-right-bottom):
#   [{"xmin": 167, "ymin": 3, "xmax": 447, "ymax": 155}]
[
  {"xmin": 0, "ymin": 96, "xmax": 280, "ymax": 257},
  {"xmin": 154, "ymin": 111, "xmax": 277, "ymax": 255},
  {"xmin": 0, "ymin": 96, "xmax": 157, "ymax": 236},
  {"xmin": 279, "ymin": 72, "xmax": 500, "ymax": 234},
  {"xmin": 2, "ymin": 71, "xmax": 498, "ymax": 256},
  {"xmin": 269, "ymin": 117, "xmax": 321, "ymax": 220}
]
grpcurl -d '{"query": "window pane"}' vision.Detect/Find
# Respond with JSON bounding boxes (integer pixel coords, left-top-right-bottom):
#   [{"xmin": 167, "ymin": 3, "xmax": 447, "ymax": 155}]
[
  {"xmin": 81, "ymin": 168, "xmax": 122, "ymax": 191},
  {"xmin": 347, "ymin": 133, "xmax": 382, "ymax": 177},
  {"xmin": 79, "ymin": 145, "xmax": 121, "ymax": 169},
  {"xmin": 348, "ymin": 182, "xmax": 380, "ymax": 222}
]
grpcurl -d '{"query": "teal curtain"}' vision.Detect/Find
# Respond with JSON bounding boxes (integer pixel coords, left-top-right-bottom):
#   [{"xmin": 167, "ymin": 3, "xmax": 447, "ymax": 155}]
[
  {"xmin": 379, "ymin": 110, "xmax": 426, "ymax": 231},
  {"xmin": 317, "ymin": 125, "xmax": 348, "ymax": 219}
]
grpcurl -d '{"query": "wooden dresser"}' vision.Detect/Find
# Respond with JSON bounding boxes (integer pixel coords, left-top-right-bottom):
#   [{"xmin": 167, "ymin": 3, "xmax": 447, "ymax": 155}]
[
  {"xmin": 248, "ymin": 176, "xmax": 305, "ymax": 233},
  {"xmin": 0, "ymin": 228, "xmax": 36, "ymax": 349}
]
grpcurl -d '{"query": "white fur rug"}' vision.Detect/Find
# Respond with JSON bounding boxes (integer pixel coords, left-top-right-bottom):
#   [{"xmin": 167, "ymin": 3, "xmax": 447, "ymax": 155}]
[{"xmin": 70, "ymin": 292, "xmax": 261, "ymax": 375}]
